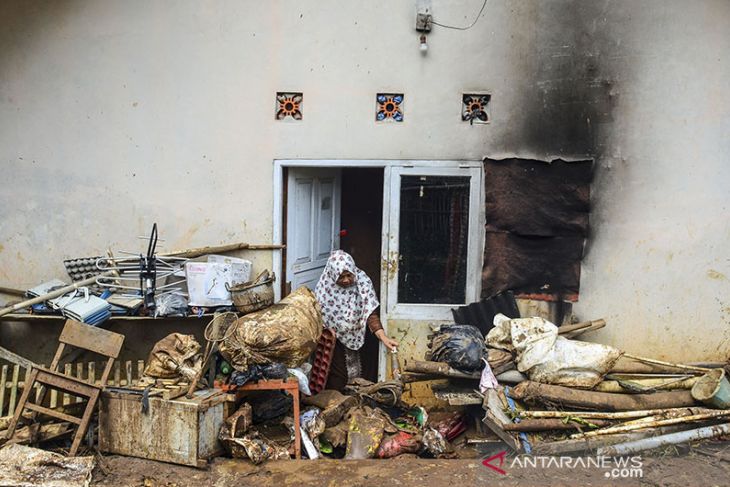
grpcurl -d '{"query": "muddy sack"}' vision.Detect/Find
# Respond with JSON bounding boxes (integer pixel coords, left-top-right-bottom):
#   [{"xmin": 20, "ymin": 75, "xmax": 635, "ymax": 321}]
[
  {"xmin": 488, "ymin": 314, "xmax": 622, "ymax": 388},
  {"xmin": 220, "ymin": 287, "xmax": 323, "ymax": 370},
  {"xmin": 428, "ymin": 324, "xmax": 487, "ymax": 371},
  {"xmin": 142, "ymin": 333, "xmax": 202, "ymax": 382}
]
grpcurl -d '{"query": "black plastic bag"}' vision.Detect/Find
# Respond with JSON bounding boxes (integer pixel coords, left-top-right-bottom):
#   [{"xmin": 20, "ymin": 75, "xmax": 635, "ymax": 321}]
[
  {"xmin": 428, "ymin": 324, "xmax": 486, "ymax": 371},
  {"xmin": 230, "ymin": 363, "xmax": 289, "ymax": 386},
  {"xmin": 248, "ymin": 391, "xmax": 293, "ymax": 423}
]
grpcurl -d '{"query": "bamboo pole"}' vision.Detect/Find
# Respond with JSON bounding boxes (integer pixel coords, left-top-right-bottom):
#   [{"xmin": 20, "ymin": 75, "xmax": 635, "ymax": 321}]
[
  {"xmin": 0, "ymin": 286, "xmax": 24, "ymax": 296},
  {"xmin": 594, "ymin": 376, "xmax": 699, "ymax": 393},
  {"xmin": 560, "ymin": 319, "xmax": 606, "ymax": 338},
  {"xmin": 622, "ymin": 353, "xmax": 712, "ymax": 373},
  {"xmin": 160, "ymin": 242, "xmax": 285, "ymax": 259},
  {"xmin": 502, "ymin": 418, "xmax": 614, "ymax": 432},
  {"xmin": 570, "ymin": 410, "xmax": 730, "ymax": 439},
  {"xmin": 0, "ymin": 270, "xmax": 116, "ymax": 317},
  {"xmin": 519, "ymin": 407, "xmax": 711, "ymax": 420}
]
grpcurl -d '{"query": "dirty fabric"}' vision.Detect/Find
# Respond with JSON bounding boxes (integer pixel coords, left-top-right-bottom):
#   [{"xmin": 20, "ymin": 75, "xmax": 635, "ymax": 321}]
[
  {"xmin": 428, "ymin": 324, "xmax": 487, "ymax": 371},
  {"xmin": 220, "ymin": 286, "xmax": 322, "ymax": 370},
  {"xmin": 0, "ymin": 444, "xmax": 95, "ymax": 487},
  {"xmin": 488, "ymin": 314, "xmax": 621, "ymax": 388},
  {"xmin": 482, "ymin": 158, "xmax": 592, "ymax": 299},
  {"xmin": 376, "ymin": 431, "xmax": 422, "ymax": 459},
  {"xmin": 141, "ymin": 333, "xmax": 202, "ymax": 382},
  {"xmin": 227, "ymin": 432, "xmax": 290, "ymax": 464},
  {"xmin": 219, "ymin": 403, "xmax": 253, "ymax": 457},
  {"xmin": 302, "ymin": 389, "xmax": 358, "ymax": 427}
]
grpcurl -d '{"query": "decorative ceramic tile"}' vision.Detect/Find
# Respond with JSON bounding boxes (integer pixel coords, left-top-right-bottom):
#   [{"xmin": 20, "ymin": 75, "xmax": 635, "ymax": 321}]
[
  {"xmin": 376, "ymin": 93, "xmax": 404, "ymax": 122},
  {"xmin": 462, "ymin": 94, "xmax": 490, "ymax": 123},
  {"xmin": 276, "ymin": 92, "xmax": 303, "ymax": 120}
]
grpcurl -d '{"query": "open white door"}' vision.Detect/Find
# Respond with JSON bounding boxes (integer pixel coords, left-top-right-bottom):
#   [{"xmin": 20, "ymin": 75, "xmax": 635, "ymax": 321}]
[
  {"xmin": 379, "ymin": 164, "xmax": 484, "ymax": 390},
  {"xmin": 285, "ymin": 168, "xmax": 342, "ymax": 292}
]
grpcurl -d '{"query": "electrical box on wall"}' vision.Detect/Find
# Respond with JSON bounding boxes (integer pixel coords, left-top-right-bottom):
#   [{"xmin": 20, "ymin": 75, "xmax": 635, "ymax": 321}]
[{"xmin": 416, "ymin": 0, "xmax": 432, "ymax": 32}]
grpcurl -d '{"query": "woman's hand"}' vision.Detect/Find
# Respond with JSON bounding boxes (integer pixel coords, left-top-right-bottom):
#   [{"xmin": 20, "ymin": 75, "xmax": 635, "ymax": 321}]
[{"xmin": 375, "ymin": 330, "xmax": 399, "ymax": 351}]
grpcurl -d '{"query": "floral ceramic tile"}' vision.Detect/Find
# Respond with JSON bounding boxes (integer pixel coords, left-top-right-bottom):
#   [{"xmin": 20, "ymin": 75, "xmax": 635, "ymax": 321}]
[
  {"xmin": 462, "ymin": 94, "xmax": 490, "ymax": 123},
  {"xmin": 376, "ymin": 93, "xmax": 404, "ymax": 122},
  {"xmin": 276, "ymin": 92, "xmax": 303, "ymax": 120}
]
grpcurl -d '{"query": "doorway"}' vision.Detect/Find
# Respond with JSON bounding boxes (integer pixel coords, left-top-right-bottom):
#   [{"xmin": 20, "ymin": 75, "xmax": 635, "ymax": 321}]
[
  {"xmin": 283, "ymin": 166, "xmax": 383, "ymax": 381},
  {"xmin": 274, "ymin": 160, "xmax": 484, "ymax": 393}
]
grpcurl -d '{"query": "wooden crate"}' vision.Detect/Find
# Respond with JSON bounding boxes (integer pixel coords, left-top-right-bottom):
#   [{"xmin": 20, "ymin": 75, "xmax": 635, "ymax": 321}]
[{"xmin": 98, "ymin": 389, "xmax": 227, "ymax": 468}]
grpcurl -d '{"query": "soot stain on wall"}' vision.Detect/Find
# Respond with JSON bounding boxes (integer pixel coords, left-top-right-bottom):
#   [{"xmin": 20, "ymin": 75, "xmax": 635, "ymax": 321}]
[{"xmin": 502, "ymin": 1, "xmax": 625, "ymax": 159}]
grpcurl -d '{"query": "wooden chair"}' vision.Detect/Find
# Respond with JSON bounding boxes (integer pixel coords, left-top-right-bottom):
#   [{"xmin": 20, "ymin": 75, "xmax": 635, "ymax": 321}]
[{"xmin": 5, "ymin": 319, "xmax": 124, "ymax": 455}]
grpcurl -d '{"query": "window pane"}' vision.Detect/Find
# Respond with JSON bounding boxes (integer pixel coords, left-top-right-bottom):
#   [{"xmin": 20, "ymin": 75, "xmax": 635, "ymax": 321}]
[{"xmin": 398, "ymin": 175, "xmax": 470, "ymax": 304}]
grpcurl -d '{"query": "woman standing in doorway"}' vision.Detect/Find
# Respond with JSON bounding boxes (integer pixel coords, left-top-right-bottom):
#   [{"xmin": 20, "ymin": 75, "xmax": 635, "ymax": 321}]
[{"xmin": 315, "ymin": 250, "xmax": 398, "ymax": 391}]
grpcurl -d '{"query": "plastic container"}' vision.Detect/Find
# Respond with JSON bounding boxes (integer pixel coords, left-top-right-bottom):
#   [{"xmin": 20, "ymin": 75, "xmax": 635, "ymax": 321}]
[
  {"xmin": 691, "ymin": 368, "xmax": 730, "ymax": 409},
  {"xmin": 226, "ymin": 270, "xmax": 275, "ymax": 314},
  {"xmin": 309, "ymin": 328, "xmax": 337, "ymax": 395}
]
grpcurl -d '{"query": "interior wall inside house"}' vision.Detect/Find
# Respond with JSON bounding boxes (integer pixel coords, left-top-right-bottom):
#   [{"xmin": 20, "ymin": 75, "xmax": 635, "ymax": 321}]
[{"xmin": 0, "ymin": 0, "xmax": 728, "ymax": 362}]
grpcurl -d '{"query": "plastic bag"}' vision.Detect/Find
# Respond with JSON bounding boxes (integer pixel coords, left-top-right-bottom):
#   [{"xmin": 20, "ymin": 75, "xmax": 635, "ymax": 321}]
[
  {"xmin": 421, "ymin": 427, "xmax": 454, "ymax": 458},
  {"xmin": 248, "ymin": 391, "xmax": 293, "ymax": 423},
  {"xmin": 229, "ymin": 363, "xmax": 288, "ymax": 386},
  {"xmin": 429, "ymin": 324, "xmax": 487, "ymax": 371},
  {"xmin": 220, "ymin": 287, "xmax": 323, "ymax": 370},
  {"xmin": 344, "ymin": 406, "xmax": 387, "ymax": 460},
  {"xmin": 288, "ymin": 367, "xmax": 312, "ymax": 396},
  {"xmin": 154, "ymin": 292, "xmax": 188, "ymax": 317}
]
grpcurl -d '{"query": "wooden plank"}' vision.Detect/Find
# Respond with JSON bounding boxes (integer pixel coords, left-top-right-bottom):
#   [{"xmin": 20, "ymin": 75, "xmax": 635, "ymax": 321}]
[
  {"xmin": 63, "ymin": 363, "xmax": 72, "ymax": 405},
  {"xmin": 8, "ymin": 365, "xmax": 19, "ymax": 416},
  {"xmin": 0, "ymin": 346, "xmax": 36, "ymax": 370},
  {"xmin": 22, "ymin": 368, "xmax": 31, "ymax": 407},
  {"xmin": 59, "ymin": 319, "xmax": 125, "ymax": 358},
  {"xmin": 0, "ymin": 364, "xmax": 7, "ymax": 415},
  {"xmin": 88, "ymin": 362, "xmax": 96, "ymax": 386},
  {"xmin": 482, "ymin": 389, "xmax": 520, "ymax": 451},
  {"xmin": 36, "ymin": 370, "xmax": 98, "ymax": 397},
  {"xmin": 113, "ymin": 362, "xmax": 121, "ymax": 387},
  {"xmin": 125, "ymin": 361, "xmax": 132, "ymax": 386},
  {"xmin": 76, "ymin": 362, "xmax": 84, "ymax": 403},
  {"xmin": 137, "ymin": 360, "xmax": 145, "ymax": 382},
  {"xmin": 24, "ymin": 401, "xmax": 82, "ymax": 424}
]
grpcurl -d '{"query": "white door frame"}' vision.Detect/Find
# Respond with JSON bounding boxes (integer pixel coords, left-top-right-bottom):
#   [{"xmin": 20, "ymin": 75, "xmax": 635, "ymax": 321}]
[{"xmin": 273, "ymin": 159, "xmax": 485, "ymax": 380}]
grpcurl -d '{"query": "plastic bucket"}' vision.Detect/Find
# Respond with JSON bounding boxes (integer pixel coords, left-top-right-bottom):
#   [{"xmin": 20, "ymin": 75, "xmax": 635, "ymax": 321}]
[{"xmin": 691, "ymin": 368, "xmax": 730, "ymax": 409}]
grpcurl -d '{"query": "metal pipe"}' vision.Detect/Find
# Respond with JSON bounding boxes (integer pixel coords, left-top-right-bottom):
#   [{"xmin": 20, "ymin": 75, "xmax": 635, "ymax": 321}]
[{"xmin": 597, "ymin": 423, "xmax": 730, "ymax": 457}]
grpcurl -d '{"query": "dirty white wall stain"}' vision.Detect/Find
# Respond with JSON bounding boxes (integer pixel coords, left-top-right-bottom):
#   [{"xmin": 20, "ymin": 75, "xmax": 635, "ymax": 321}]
[{"xmin": 1, "ymin": 1, "xmax": 729, "ymax": 363}]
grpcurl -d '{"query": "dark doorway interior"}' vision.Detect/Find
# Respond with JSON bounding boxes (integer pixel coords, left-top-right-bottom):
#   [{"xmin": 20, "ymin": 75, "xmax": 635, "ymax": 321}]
[{"xmin": 339, "ymin": 168, "xmax": 384, "ymax": 382}]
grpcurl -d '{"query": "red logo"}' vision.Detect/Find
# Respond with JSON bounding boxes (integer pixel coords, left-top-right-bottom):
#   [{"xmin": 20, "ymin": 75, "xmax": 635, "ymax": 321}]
[{"xmin": 482, "ymin": 450, "xmax": 507, "ymax": 475}]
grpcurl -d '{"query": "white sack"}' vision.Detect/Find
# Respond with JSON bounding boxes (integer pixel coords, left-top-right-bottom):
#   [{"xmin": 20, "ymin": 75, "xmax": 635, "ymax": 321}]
[{"xmin": 487, "ymin": 314, "xmax": 621, "ymax": 388}]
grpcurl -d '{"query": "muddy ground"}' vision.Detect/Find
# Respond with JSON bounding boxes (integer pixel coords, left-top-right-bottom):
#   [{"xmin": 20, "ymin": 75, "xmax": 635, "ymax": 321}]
[{"xmin": 92, "ymin": 441, "xmax": 730, "ymax": 487}]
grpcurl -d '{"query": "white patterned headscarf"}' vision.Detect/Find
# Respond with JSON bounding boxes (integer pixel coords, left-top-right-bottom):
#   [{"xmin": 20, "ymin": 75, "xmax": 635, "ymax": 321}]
[{"xmin": 315, "ymin": 250, "xmax": 379, "ymax": 351}]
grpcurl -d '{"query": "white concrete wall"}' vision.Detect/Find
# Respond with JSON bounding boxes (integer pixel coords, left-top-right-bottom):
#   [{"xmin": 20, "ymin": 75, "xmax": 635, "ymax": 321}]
[
  {"xmin": 1, "ymin": 1, "xmax": 729, "ymax": 361},
  {"xmin": 573, "ymin": 1, "xmax": 730, "ymax": 361}
]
